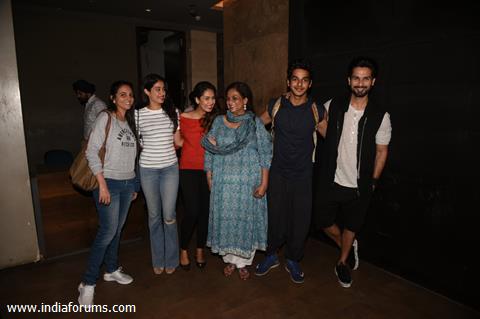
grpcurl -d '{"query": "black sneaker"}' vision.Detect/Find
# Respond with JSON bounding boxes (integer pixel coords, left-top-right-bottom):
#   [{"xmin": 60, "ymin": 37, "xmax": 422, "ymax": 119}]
[
  {"xmin": 334, "ymin": 263, "xmax": 352, "ymax": 288},
  {"xmin": 347, "ymin": 239, "xmax": 359, "ymax": 270}
]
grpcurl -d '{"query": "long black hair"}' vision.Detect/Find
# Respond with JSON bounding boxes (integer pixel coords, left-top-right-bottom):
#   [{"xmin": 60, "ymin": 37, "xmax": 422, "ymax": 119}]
[
  {"xmin": 142, "ymin": 73, "xmax": 178, "ymax": 133},
  {"xmin": 189, "ymin": 81, "xmax": 219, "ymax": 132},
  {"xmin": 108, "ymin": 80, "xmax": 136, "ymax": 137}
]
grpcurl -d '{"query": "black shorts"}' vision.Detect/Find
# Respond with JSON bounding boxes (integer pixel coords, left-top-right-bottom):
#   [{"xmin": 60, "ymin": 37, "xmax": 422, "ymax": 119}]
[{"xmin": 316, "ymin": 183, "xmax": 372, "ymax": 233}]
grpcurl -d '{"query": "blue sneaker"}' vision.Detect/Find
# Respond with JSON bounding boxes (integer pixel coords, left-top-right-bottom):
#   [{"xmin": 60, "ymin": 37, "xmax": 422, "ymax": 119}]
[
  {"xmin": 255, "ymin": 254, "xmax": 280, "ymax": 276},
  {"xmin": 285, "ymin": 259, "xmax": 304, "ymax": 284}
]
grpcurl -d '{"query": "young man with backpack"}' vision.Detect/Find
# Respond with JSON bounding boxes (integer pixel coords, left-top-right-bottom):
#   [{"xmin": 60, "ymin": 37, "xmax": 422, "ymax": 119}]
[{"xmin": 256, "ymin": 60, "xmax": 326, "ymax": 283}]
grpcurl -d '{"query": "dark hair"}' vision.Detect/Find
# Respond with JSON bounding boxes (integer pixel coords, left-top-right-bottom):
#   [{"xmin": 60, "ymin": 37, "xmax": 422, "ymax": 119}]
[
  {"xmin": 348, "ymin": 56, "xmax": 378, "ymax": 78},
  {"xmin": 188, "ymin": 93, "xmax": 196, "ymax": 107},
  {"xmin": 142, "ymin": 73, "xmax": 178, "ymax": 133},
  {"xmin": 225, "ymin": 81, "xmax": 254, "ymax": 112},
  {"xmin": 189, "ymin": 81, "xmax": 216, "ymax": 106},
  {"xmin": 189, "ymin": 81, "xmax": 219, "ymax": 132},
  {"xmin": 72, "ymin": 79, "xmax": 95, "ymax": 94},
  {"xmin": 108, "ymin": 80, "xmax": 137, "ymax": 140},
  {"xmin": 287, "ymin": 59, "xmax": 313, "ymax": 80},
  {"xmin": 215, "ymin": 95, "xmax": 227, "ymax": 114}
]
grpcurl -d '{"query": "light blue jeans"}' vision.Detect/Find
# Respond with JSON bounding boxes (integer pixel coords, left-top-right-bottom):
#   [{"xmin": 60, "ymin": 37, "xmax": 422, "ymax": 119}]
[
  {"xmin": 83, "ymin": 178, "xmax": 135, "ymax": 285},
  {"xmin": 140, "ymin": 164, "xmax": 179, "ymax": 269}
]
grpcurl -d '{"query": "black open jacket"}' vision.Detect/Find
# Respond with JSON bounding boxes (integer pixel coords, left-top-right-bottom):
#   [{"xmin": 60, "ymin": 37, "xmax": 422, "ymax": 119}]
[{"xmin": 319, "ymin": 94, "xmax": 387, "ymax": 195}]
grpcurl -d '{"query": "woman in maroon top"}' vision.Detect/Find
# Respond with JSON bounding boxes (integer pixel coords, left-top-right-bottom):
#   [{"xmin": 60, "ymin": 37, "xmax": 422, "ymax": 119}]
[{"xmin": 178, "ymin": 81, "xmax": 218, "ymax": 270}]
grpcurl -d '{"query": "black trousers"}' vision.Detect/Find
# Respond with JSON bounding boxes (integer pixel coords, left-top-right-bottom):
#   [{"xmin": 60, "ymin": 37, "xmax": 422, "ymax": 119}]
[
  {"xmin": 266, "ymin": 171, "xmax": 312, "ymax": 261},
  {"xmin": 179, "ymin": 169, "xmax": 210, "ymax": 249}
]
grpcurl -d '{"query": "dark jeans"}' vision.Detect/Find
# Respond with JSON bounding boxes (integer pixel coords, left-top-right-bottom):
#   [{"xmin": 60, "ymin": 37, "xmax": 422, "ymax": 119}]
[
  {"xmin": 83, "ymin": 178, "xmax": 135, "ymax": 285},
  {"xmin": 179, "ymin": 169, "xmax": 210, "ymax": 249},
  {"xmin": 266, "ymin": 171, "xmax": 312, "ymax": 261}
]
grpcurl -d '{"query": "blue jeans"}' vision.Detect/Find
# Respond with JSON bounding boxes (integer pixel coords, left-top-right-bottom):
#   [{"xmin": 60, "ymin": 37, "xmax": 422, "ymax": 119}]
[
  {"xmin": 140, "ymin": 164, "xmax": 179, "ymax": 269},
  {"xmin": 83, "ymin": 178, "xmax": 135, "ymax": 285}
]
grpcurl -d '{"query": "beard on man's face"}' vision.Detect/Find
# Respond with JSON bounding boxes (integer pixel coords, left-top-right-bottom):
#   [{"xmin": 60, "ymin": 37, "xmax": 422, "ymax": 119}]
[
  {"xmin": 77, "ymin": 97, "xmax": 88, "ymax": 105},
  {"xmin": 351, "ymin": 86, "xmax": 370, "ymax": 98}
]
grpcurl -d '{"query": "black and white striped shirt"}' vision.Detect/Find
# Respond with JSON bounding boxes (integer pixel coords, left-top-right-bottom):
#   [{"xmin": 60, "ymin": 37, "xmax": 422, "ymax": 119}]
[{"xmin": 136, "ymin": 107, "xmax": 179, "ymax": 169}]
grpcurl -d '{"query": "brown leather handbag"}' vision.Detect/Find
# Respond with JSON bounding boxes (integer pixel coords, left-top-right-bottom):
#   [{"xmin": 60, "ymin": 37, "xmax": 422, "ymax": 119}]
[{"xmin": 69, "ymin": 112, "xmax": 112, "ymax": 191}]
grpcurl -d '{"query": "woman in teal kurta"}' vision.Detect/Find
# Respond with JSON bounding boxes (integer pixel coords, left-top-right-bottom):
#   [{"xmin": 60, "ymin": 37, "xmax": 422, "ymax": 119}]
[{"xmin": 202, "ymin": 82, "xmax": 272, "ymax": 280}]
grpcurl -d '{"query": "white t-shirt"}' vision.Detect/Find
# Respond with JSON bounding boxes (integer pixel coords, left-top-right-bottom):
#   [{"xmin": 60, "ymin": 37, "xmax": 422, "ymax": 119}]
[
  {"xmin": 135, "ymin": 107, "xmax": 179, "ymax": 169},
  {"xmin": 324, "ymin": 99, "xmax": 392, "ymax": 188}
]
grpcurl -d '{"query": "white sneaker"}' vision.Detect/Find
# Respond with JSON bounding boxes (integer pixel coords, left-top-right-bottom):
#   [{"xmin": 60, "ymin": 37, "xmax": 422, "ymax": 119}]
[
  {"xmin": 347, "ymin": 239, "xmax": 359, "ymax": 270},
  {"xmin": 103, "ymin": 267, "xmax": 133, "ymax": 285},
  {"xmin": 78, "ymin": 283, "xmax": 95, "ymax": 306}
]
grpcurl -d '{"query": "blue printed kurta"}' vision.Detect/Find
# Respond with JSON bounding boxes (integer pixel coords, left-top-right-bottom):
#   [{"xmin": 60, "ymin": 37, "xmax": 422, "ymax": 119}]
[{"xmin": 204, "ymin": 115, "xmax": 272, "ymax": 258}]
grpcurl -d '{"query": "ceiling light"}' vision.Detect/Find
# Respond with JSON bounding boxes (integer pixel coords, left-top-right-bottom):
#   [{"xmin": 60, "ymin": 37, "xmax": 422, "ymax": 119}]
[
  {"xmin": 211, "ymin": 1, "xmax": 223, "ymax": 11},
  {"xmin": 145, "ymin": 8, "xmax": 151, "ymax": 12}
]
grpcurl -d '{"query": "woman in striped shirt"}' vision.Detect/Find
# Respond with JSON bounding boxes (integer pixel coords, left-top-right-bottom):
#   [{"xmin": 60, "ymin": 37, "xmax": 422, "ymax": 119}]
[{"xmin": 136, "ymin": 74, "xmax": 182, "ymax": 275}]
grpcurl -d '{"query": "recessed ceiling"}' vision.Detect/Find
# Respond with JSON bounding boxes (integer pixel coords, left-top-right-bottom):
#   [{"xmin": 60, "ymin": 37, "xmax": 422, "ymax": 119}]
[{"xmin": 13, "ymin": 0, "xmax": 223, "ymax": 30}]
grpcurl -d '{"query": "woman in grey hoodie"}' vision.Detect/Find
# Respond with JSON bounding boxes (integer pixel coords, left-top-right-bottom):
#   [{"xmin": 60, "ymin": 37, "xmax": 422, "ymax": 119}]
[{"xmin": 78, "ymin": 80, "xmax": 139, "ymax": 307}]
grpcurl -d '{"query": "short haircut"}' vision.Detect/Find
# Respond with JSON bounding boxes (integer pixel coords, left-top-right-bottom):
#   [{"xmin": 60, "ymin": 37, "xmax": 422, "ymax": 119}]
[
  {"xmin": 72, "ymin": 80, "xmax": 95, "ymax": 94},
  {"xmin": 348, "ymin": 56, "xmax": 378, "ymax": 78},
  {"xmin": 287, "ymin": 59, "xmax": 313, "ymax": 80}
]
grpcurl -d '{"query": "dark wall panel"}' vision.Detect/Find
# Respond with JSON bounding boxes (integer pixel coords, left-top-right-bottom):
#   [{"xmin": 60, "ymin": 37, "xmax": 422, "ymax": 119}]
[{"xmin": 291, "ymin": 0, "xmax": 480, "ymax": 310}]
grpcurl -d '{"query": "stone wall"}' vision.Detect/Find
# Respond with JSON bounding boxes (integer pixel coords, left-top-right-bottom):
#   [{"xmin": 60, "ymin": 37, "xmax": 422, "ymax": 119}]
[{"xmin": 223, "ymin": 0, "xmax": 288, "ymax": 113}]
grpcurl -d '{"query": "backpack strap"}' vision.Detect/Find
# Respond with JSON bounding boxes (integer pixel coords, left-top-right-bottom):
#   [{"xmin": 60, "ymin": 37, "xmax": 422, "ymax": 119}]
[
  {"xmin": 270, "ymin": 96, "xmax": 282, "ymax": 138},
  {"xmin": 311, "ymin": 102, "xmax": 320, "ymax": 127},
  {"xmin": 271, "ymin": 96, "xmax": 320, "ymax": 163},
  {"xmin": 311, "ymin": 102, "xmax": 320, "ymax": 163}
]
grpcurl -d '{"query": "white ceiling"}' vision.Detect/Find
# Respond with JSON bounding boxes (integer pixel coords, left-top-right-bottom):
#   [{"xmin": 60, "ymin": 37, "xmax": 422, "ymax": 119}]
[{"xmin": 13, "ymin": 0, "xmax": 223, "ymax": 30}]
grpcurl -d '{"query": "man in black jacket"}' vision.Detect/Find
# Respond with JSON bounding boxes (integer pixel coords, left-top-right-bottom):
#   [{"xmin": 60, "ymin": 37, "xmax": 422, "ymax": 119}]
[{"xmin": 317, "ymin": 57, "xmax": 392, "ymax": 288}]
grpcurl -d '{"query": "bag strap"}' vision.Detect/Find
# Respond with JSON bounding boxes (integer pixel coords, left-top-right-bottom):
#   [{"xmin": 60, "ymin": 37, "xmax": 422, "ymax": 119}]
[
  {"xmin": 103, "ymin": 112, "xmax": 112, "ymax": 144},
  {"xmin": 135, "ymin": 109, "xmax": 142, "ymax": 165},
  {"xmin": 271, "ymin": 95, "xmax": 320, "ymax": 163},
  {"xmin": 100, "ymin": 111, "xmax": 112, "ymax": 166},
  {"xmin": 270, "ymin": 96, "xmax": 282, "ymax": 136},
  {"xmin": 311, "ymin": 102, "xmax": 320, "ymax": 126},
  {"xmin": 136, "ymin": 108, "xmax": 140, "ymax": 137},
  {"xmin": 311, "ymin": 102, "xmax": 319, "ymax": 162}
]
